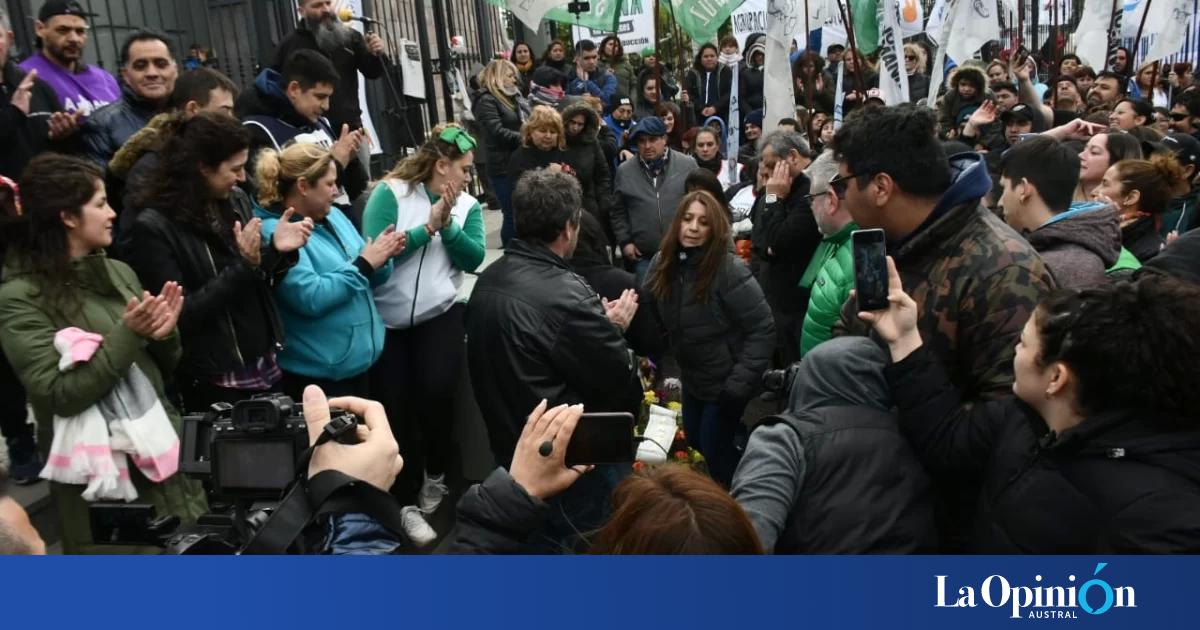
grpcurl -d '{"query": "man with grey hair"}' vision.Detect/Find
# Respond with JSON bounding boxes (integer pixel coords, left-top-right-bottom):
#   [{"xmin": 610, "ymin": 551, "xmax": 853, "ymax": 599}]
[
  {"xmin": 467, "ymin": 168, "xmax": 642, "ymax": 551},
  {"xmin": 272, "ymin": 0, "xmax": 385, "ymax": 183},
  {"xmin": 751, "ymin": 129, "xmax": 821, "ymax": 370},
  {"xmin": 797, "ymin": 151, "xmax": 858, "ymax": 356}
]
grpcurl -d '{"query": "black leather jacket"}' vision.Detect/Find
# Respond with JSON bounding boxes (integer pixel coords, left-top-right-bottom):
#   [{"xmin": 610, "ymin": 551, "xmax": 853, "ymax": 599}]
[
  {"xmin": 125, "ymin": 189, "xmax": 296, "ymax": 379},
  {"xmin": 466, "ymin": 239, "xmax": 643, "ymax": 466},
  {"xmin": 83, "ymin": 83, "xmax": 162, "ymax": 170}
]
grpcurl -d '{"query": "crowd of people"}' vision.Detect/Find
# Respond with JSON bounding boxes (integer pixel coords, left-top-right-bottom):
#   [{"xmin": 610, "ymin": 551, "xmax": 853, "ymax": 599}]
[{"xmin": 1, "ymin": 0, "xmax": 1200, "ymax": 555}]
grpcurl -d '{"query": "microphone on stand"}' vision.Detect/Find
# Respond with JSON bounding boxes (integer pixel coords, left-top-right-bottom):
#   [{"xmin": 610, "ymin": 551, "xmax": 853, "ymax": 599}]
[{"xmin": 338, "ymin": 8, "xmax": 382, "ymax": 26}]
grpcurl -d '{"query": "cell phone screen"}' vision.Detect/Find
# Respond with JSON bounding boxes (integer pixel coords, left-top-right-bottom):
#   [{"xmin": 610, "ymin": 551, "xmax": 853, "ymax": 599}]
[
  {"xmin": 852, "ymin": 228, "xmax": 889, "ymax": 312},
  {"xmin": 565, "ymin": 412, "xmax": 635, "ymax": 466}
]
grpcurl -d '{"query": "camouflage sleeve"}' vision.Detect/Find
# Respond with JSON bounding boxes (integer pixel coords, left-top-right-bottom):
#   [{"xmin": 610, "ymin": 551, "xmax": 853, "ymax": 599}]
[{"xmin": 958, "ymin": 262, "xmax": 1055, "ymax": 400}]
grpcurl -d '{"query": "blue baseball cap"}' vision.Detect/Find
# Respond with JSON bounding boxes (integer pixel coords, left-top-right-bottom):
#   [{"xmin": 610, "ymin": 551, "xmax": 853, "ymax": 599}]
[{"xmin": 628, "ymin": 116, "xmax": 667, "ymax": 144}]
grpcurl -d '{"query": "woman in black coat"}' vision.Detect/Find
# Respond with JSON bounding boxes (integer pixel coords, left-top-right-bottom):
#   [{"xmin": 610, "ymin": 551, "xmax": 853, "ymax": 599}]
[
  {"xmin": 685, "ymin": 43, "xmax": 731, "ymax": 124},
  {"xmin": 561, "ymin": 100, "xmax": 617, "ymax": 243},
  {"xmin": 644, "ymin": 191, "xmax": 775, "ymax": 486},
  {"xmin": 508, "ymin": 106, "xmax": 569, "ymax": 194},
  {"xmin": 862, "ymin": 262, "xmax": 1200, "ymax": 553},
  {"xmin": 472, "ymin": 59, "xmax": 526, "ymax": 246}
]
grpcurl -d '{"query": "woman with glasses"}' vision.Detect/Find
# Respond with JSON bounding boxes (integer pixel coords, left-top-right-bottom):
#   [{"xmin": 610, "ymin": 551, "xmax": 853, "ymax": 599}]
[
  {"xmin": 644, "ymin": 191, "xmax": 775, "ymax": 487},
  {"xmin": 360, "ymin": 124, "xmax": 486, "ymax": 544},
  {"xmin": 903, "ymin": 44, "xmax": 929, "ymax": 104}
]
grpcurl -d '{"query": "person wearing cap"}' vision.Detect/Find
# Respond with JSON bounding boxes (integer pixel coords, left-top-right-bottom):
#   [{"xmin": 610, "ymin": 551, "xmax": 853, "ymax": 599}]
[
  {"xmin": 1001, "ymin": 104, "xmax": 1037, "ymax": 147},
  {"xmin": 1160, "ymin": 132, "xmax": 1200, "ymax": 237},
  {"xmin": 1, "ymin": 5, "xmax": 82, "ymax": 180},
  {"xmin": 19, "ymin": 1, "xmax": 119, "ymax": 118},
  {"xmin": 737, "ymin": 109, "xmax": 765, "ymax": 166},
  {"xmin": 612, "ymin": 116, "xmax": 698, "ymax": 282}
]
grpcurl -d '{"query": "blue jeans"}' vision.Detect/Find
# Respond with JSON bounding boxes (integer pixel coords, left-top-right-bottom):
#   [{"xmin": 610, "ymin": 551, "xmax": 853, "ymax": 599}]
[
  {"xmin": 489, "ymin": 174, "xmax": 515, "ymax": 247},
  {"xmin": 681, "ymin": 390, "xmax": 748, "ymax": 487},
  {"xmin": 633, "ymin": 257, "xmax": 653, "ymax": 288}
]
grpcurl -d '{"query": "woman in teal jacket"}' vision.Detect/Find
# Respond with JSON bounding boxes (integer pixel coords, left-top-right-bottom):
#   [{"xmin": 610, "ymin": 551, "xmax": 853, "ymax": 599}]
[{"xmin": 254, "ymin": 143, "xmax": 405, "ymax": 399}]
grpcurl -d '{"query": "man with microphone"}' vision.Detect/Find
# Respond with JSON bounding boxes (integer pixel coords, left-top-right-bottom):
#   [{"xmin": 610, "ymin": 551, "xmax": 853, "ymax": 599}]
[{"xmin": 270, "ymin": 0, "xmax": 386, "ymax": 193}]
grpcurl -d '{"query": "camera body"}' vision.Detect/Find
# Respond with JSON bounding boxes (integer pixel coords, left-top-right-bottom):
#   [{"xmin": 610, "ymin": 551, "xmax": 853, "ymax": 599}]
[
  {"xmin": 181, "ymin": 393, "xmax": 357, "ymax": 501},
  {"xmin": 567, "ymin": 2, "xmax": 591, "ymax": 15},
  {"xmin": 762, "ymin": 363, "xmax": 802, "ymax": 399}
]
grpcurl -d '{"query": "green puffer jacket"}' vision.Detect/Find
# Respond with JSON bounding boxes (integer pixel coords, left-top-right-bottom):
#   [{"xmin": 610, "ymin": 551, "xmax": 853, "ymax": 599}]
[
  {"xmin": 0, "ymin": 252, "xmax": 207, "ymax": 554},
  {"xmin": 799, "ymin": 223, "xmax": 856, "ymax": 357}
]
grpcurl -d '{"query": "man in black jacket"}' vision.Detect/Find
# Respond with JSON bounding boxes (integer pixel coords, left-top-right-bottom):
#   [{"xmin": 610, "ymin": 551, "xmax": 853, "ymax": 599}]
[
  {"xmin": 751, "ymin": 129, "xmax": 819, "ymax": 369},
  {"xmin": 82, "ymin": 30, "xmax": 177, "ymax": 170},
  {"xmin": 467, "ymin": 169, "xmax": 642, "ymax": 551},
  {"xmin": 272, "ymin": 0, "xmax": 384, "ymax": 181}
]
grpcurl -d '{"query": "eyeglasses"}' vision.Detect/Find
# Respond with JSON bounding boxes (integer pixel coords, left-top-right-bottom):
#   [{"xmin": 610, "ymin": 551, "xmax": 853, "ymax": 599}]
[
  {"xmin": 904, "ymin": 55, "xmax": 916, "ymax": 61},
  {"xmin": 1171, "ymin": 113, "xmax": 1191, "ymax": 121},
  {"xmin": 828, "ymin": 171, "xmax": 867, "ymax": 198},
  {"xmin": 439, "ymin": 126, "xmax": 478, "ymax": 153}
]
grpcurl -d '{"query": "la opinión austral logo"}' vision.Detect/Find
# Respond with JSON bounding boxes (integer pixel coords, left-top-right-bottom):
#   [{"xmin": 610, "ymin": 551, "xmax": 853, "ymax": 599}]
[{"xmin": 936, "ymin": 562, "xmax": 1135, "ymax": 619}]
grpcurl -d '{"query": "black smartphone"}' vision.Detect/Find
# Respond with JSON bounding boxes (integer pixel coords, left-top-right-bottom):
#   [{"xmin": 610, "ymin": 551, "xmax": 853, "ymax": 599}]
[
  {"xmin": 565, "ymin": 412, "xmax": 636, "ymax": 466},
  {"xmin": 852, "ymin": 228, "xmax": 890, "ymax": 312}
]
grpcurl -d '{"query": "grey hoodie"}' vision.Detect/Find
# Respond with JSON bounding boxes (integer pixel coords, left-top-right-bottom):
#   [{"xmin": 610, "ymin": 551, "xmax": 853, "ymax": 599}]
[{"xmin": 1029, "ymin": 202, "xmax": 1121, "ymax": 289}]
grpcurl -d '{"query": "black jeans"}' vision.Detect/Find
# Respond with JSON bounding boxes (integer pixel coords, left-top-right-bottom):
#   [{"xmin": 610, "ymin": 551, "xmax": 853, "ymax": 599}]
[{"xmin": 370, "ymin": 304, "xmax": 465, "ymax": 505}]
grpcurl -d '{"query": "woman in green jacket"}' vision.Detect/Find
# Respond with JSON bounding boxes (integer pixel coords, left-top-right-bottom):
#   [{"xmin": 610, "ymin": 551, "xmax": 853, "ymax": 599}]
[
  {"xmin": 0, "ymin": 154, "xmax": 206, "ymax": 554},
  {"xmin": 599, "ymin": 36, "xmax": 637, "ymax": 102}
]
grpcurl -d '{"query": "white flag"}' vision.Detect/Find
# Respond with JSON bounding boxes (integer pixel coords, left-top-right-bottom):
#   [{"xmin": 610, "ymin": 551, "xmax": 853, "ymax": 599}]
[
  {"xmin": 925, "ymin": 0, "xmax": 957, "ymax": 110},
  {"xmin": 833, "ymin": 62, "xmax": 846, "ymax": 128},
  {"xmin": 945, "ymin": 0, "xmax": 999, "ymax": 64},
  {"xmin": 878, "ymin": 0, "xmax": 910, "ymax": 105},
  {"xmin": 508, "ymin": 0, "xmax": 570, "ymax": 30},
  {"xmin": 1145, "ymin": 0, "xmax": 1194, "ymax": 62},
  {"xmin": 764, "ymin": 0, "xmax": 798, "ymax": 135},
  {"xmin": 725, "ymin": 54, "xmax": 742, "ymax": 187},
  {"xmin": 925, "ymin": 0, "xmax": 951, "ymax": 45},
  {"xmin": 1074, "ymin": 0, "xmax": 1115, "ymax": 68},
  {"xmin": 898, "ymin": 0, "xmax": 925, "ymax": 37}
]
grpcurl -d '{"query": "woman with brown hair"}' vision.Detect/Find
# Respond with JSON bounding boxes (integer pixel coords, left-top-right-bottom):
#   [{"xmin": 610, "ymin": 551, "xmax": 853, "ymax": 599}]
[
  {"xmin": 1093, "ymin": 154, "xmax": 1191, "ymax": 262},
  {"xmin": 644, "ymin": 191, "xmax": 774, "ymax": 486},
  {"xmin": 655, "ymin": 101, "xmax": 686, "ymax": 152}
]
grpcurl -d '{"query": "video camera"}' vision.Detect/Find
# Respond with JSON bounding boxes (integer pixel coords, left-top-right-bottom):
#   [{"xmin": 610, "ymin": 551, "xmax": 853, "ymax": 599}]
[{"xmin": 90, "ymin": 393, "xmax": 361, "ymax": 553}]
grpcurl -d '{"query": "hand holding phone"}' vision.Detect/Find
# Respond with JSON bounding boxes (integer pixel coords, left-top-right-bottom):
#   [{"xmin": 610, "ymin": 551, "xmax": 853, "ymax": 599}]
[
  {"xmin": 856, "ymin": 255, "xmax": 923, "ymax": 362},
  {"xmin": 509, "ymin": 401, "xmax": 593, "ymax": 500}
]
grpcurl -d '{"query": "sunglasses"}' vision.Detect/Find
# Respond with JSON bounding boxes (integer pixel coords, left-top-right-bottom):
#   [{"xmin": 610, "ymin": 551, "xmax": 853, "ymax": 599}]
[
  {"xmin": 1171, "ymin": 113, "xmax": 1191, "ymax": 121},
  {"xmin": 904, "ymin": 55, "xmax": 916, "ymax": 61},
  {"xmin": 439, "ymin": 126, "xmax": 478, "ymax": 153},
  {"xmin": 828, "ymin": 171, "xmax": 868, "ymax": 198}
]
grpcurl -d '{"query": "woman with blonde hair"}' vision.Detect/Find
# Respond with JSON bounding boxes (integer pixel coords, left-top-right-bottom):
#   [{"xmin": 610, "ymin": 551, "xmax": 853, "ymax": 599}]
[
  {"xmin": 472, "ymin": 58, "xmax": 527, "ymax": 245},
  {"xmin": 360, "ymin": 123, "xmax": 485, "ymax": 544},
  {"xmin": 904, "ymin": 43, "xmax": 929, "ymax": 103},
  {"xmin": 254, "ymin": 143, "xmax": 403, "ymax": 400},
  {"xmin": 508, "ymin": 106, "xmax": 570, "ymax": 188},
  {"xmin": 1132, "ymin": 62, "xmax": 1169, "ymax": 108},
  {"xmin": 644, "ymin": 191, "xmax": 775, "ymax": 486}
]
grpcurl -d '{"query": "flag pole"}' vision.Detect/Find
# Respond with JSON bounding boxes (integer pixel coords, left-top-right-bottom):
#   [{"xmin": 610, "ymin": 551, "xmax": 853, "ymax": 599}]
[
  {"xmin": 838, "ymin": 0, "xmax": 869, "ymax": 96},
  {"xmin": 1130, "ymin": 0, "xmax": 1154, "ymax": 75}
]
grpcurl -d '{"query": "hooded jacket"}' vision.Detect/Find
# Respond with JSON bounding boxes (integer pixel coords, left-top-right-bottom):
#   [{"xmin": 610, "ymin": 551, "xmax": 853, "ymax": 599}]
[
  {"xmin": 739, "ymin": 41, "xmax": 767, "ymax": 114},
  {"xmin": 236, "ymin": 69, "xmax": 362, "ymax": 203},
  {"xmin": 108, "ymin": 112, "xmax": 173, "ymax": 251},
  {"xmin": 82, "ymin": 82, "xmax": 164, "ymax": 170},
  {"xmin": 840, "ymin": 152, "xmax": 1055, "ymax": 401},
  {"xmin": 732, "ymin": 337, "xmax": 937, "ymax": 553},
  {"xmin": 889, "ymin": 344, "xmax": 1200, "ymax": 553},
  {"xmin": 937, "ymin": 67, "xmax": 987, "ymax": 136},
  {"xmin": 1160, "ymin": 186, "xmax": 1200, "ymax": 237},
  {"xmin": 1028, "ymin": 201, "xmax": 1122, "ymax": 289},
  {"xmin": 562, "ymin": 101, "xmax": 617, "ymax": 228},
  {"xmin": 256, "ymin": 203, "xmax": 392, "ymax": 381},
  {"xmin": 269, "ymin": 19, "xmax": 384, "ymax": 132},
  {"xmin": 644, "ymin": 247, "xmax": 775, "ymax": 402}
]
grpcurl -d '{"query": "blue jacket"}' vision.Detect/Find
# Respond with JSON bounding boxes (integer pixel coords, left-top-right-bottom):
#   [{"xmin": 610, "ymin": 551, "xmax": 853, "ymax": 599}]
[
  {"xmin": 567, "ymin": 69, "xmax": 617, "ymax": 105},
  {"xmin": 257, "ymin": 204, "xmax": 391, "ymax": 380}
]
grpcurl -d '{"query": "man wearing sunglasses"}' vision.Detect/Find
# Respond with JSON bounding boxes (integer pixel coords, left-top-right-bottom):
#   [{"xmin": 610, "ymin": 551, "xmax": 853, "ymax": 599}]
[
  {"xmin": 1170, "ymin": 93, "xmax": 1200, "ymax": 137},
  {"xmin": 828, "ymin": 104, "xmax": 1054, "ymax": 550}
]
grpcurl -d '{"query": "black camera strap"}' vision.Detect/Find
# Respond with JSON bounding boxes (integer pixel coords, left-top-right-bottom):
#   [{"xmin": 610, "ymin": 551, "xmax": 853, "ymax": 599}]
[{"xmin": 240, "ymin": 427, "xmax": 411, "ymax": 554}]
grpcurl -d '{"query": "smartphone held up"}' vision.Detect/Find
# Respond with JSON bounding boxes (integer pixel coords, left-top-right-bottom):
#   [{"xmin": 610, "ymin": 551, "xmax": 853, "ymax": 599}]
[{"xmin": 852, "ymin": 228, "xmax": 890, "ymax": 312}]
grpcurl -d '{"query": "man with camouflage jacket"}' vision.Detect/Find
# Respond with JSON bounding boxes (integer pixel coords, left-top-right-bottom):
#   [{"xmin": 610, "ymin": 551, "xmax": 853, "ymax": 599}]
[{"xmin": 827, "ymin": 105, "xmax": 1054, "ymax": 549}]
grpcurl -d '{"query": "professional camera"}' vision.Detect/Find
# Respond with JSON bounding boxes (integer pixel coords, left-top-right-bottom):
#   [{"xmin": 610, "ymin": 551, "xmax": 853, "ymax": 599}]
[
  {"xmin": 762, "ymin": 363, "xmax": 802, "ymax": 398},
  {"xmin": 91, "ymin": 394, "xmax": 361, "ymax": 553}
]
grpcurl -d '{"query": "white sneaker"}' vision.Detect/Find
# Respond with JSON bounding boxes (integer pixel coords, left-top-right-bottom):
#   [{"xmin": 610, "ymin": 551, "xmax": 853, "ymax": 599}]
[
  {"xmin": 418, "ymin": 472, "xmax": 449, "ymax": 514},
  {"xmin": 401, "ymin": 505, "xmax": 438, "ymax": 547}
]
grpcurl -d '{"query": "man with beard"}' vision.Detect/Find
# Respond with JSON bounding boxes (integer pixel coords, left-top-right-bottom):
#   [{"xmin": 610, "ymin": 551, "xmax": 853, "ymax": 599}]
[
  {"xmin": 19, "ymin": 1, "xmax": 118, "ymax": 118},
  {"xmin": 271, "ymin": 0, "xmax": 385, "ymax": 189},
  {"xmin": 1086, "ymin": 71, "xmax": 1126, "ymax": 111}
]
